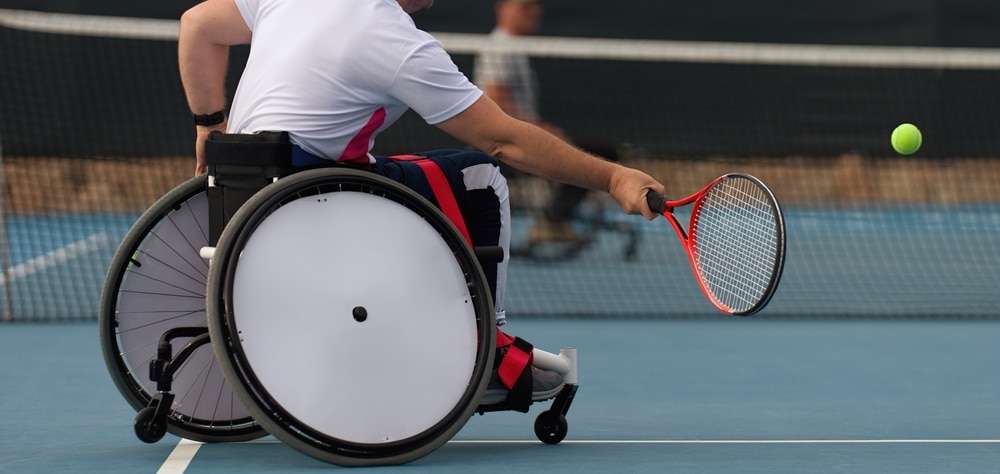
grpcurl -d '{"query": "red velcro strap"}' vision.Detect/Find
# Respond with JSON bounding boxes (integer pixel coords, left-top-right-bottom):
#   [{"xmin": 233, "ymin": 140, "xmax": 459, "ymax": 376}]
[
  {"xmin": 495, "ymin": 328, "xmax": 515, "ymax": 348},
  {"xmin": 498, "ymin": 335, "xmax": 534, "ymax": 389},
  {"xmin": 390, "ymin": 155, "xmax": 472, "ymax": 246}
]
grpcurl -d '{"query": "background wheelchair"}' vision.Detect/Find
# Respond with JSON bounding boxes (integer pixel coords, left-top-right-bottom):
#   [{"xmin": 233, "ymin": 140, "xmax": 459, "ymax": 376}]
[
  {"xmin": 508, "ymin": 184, "xmax": 641, "ymax": 262},
  {"xmin": 100, "ymin": 148, "xmax": 578, "ymax": 466}
]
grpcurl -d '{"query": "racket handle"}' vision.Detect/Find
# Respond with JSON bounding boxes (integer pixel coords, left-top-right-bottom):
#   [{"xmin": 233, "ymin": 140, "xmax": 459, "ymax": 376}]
[{"xmin": 646, "ymin": 191, "xmax": 667, "ymax": 214}]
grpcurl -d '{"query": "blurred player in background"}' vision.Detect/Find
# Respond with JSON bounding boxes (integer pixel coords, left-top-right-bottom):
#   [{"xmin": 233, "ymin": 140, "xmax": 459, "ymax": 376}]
[{"xmin": 475, "ymin": 0, "xmax": 622, "ymax": 246}]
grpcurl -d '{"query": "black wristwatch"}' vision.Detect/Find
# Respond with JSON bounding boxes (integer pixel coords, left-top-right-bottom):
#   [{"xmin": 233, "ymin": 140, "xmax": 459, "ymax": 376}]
[{"xmin": 193, "ymin": 110, "xmax": 226, "ymax": 126}]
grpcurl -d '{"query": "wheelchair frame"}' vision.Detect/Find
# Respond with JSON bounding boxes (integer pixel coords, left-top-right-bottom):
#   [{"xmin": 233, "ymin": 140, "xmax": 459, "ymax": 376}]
[{"xmin": 100, "ymin": 159, "xmax": 578, "ymax": 466}]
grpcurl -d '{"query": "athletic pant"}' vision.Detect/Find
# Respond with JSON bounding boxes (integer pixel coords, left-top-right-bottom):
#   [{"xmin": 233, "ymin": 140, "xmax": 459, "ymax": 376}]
[{"xmin": 373, "ymin": 150, "xmax": 510, "ymax": 327}]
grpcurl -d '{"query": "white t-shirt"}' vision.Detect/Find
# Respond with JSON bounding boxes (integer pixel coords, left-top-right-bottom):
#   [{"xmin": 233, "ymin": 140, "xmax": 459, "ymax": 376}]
[{"xmin": 229, "ymin": 0, "xmax": 483, "ymax": 163}]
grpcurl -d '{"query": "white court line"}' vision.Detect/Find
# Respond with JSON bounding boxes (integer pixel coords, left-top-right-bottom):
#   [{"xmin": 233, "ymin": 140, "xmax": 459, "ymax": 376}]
[
  {"xmin": 237, "ymin": 438, "xmax": 1000, "ymax": 445},
  {"xmin": 449, "ymin": 439, "xmax": 1000, "ymax": 444},
  {"xmin": 157, "ymin": 439, "xmax": 203, "ymax": 474},
  {"xmin": 0, "ymin": 233, "xmax": 108, "ymax": 285},
  {"xmin": 159, "ymin": 438, "xmax": 999, "ymax": 472}
]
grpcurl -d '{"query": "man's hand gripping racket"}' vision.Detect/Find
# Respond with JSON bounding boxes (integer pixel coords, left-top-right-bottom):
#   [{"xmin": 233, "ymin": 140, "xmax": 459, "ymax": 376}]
[{"xmin": 646, "ymin": 173, "xmax": 786, "ymax": 316}]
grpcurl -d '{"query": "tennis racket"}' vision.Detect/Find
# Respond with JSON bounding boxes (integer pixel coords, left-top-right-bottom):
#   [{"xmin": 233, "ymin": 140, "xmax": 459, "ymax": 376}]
[{"xmin": 646, "ymin": 173, "xmax": 785, "ymax": 316}]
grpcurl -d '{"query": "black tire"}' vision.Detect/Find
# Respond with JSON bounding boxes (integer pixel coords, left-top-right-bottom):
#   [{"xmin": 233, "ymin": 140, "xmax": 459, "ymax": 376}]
[
  {"xmin": 534, "ymin": 411, "xmax": 568, "ymax": 445},
  {"xmin": 99, "ymin": 176, "xmax": 264, "ymax": 443},
  {"xmin": 134, "ymin": 406, "xmax": 168, "ymax": 444},
  {"xmin": 206, "ymin": 168, "xmax": 496, "ymax": 466}
]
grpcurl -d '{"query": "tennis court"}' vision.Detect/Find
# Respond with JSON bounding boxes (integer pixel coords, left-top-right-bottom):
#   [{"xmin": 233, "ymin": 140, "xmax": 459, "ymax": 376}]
[
  {"xmin": 1, "ymin": 7, "xmax": 1000, "ymax": 473},
  {"xmin": 1, "ymin": 206, "xmax": 998, "ymax": 472},
  {"xmin": 2, "ymin": 318, "xmax": 998, "ymax": 473}
]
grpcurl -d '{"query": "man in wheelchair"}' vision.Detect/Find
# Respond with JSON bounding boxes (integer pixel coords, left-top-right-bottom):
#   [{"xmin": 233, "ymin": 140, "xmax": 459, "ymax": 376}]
[{"xmin": 179, "ymin": 0, "xmax": 664, "ymax": 408}]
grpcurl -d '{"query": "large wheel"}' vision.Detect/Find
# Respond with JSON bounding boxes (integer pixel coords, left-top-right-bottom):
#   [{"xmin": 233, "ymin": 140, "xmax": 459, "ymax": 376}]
[
  {"xmin": 206, "ymin": 168, "xmax": 496, "ymax": 466},
  {"xmin": 99, "ymin": 176, "xmax": 264, "ymax": 442}
]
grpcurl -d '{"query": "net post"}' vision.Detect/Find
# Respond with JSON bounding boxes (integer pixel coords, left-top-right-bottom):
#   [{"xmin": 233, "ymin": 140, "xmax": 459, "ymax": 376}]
[{"xmin": 0, "ymin": 135, "xmax": 13, "ymax": 322}]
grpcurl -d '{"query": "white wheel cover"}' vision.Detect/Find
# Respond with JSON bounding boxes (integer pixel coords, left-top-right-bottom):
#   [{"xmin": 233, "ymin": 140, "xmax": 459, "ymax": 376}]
[{"xmin": 231, "ymin": 192, "xmax": 478, "ymax": 443}]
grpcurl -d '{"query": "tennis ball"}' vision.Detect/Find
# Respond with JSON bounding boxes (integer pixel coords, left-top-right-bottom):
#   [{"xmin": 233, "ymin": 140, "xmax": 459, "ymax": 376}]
[{"xmin": 891, "ymin": 123, "xmax": 922, "ymax": 155}]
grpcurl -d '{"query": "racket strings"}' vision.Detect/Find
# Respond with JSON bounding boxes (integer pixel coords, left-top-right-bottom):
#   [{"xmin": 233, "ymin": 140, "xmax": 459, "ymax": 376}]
[{"xmin": 690, "ymin": 177, "xmax": 780, "ymax": 313}]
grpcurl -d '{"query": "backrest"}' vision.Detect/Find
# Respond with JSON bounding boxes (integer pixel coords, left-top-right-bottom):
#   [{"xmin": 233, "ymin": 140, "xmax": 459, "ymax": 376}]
[{"xmin": 204, "ymin": 131, "xmax": 292, "ymax": 246}]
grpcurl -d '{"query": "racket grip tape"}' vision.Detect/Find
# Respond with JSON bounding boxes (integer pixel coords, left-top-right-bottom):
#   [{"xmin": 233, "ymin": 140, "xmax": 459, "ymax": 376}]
[{"xmin": 646, "ymin": 191, "xmax": 667, "ymax": 214}]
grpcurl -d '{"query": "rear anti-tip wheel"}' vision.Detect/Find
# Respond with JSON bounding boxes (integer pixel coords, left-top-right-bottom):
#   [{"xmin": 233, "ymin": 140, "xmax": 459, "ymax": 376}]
[{"xmin": 534, "ymin": 411, "xmax": 568, "ymax": 444}]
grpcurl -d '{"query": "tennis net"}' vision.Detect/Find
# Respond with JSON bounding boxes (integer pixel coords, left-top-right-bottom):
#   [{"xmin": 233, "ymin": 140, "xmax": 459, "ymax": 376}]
[{"xmin": 1, "ymin": 8, "xmax": 999, "ymax": 320}]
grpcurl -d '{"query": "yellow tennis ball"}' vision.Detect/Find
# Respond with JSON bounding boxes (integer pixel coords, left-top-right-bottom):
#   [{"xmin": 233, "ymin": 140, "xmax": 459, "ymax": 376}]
[{"xmin": 891, "ymin": 123, "xmax": 922, "ymax": 155}]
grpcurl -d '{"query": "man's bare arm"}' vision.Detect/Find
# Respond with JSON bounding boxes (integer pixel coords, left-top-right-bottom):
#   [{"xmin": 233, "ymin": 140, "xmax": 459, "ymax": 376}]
[
  {"xmin": 178, "ymin": 0, "xmax": 252, "ymax": 174},
  {"xmin": 436, "ymin": 95, "xmax": 663, "ymax": 219}
]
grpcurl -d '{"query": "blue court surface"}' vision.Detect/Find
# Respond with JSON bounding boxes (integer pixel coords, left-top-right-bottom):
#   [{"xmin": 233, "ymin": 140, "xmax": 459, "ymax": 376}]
[{"xmin": 1, "ymin": 318, "xmax": 998, "ymax": 473}]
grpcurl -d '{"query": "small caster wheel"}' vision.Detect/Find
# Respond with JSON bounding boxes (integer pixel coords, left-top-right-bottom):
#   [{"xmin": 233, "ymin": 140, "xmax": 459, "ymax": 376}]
[
  {"xmin": 134, "ymin": 406, "xmax": 168, "ymax": 443},
  {"xmin": 534, "ymin": 411, "xmax": 568, "ymax": 444}
]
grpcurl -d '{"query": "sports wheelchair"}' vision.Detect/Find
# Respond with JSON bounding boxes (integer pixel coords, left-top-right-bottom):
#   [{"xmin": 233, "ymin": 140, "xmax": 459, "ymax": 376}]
[
  {"xmin": 508, "ymin": 187, "xmax": 641, "ymax": 262},
  {"xmin": 99, "ymin": 133, "xmax": 579, "ymax": 466}
]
